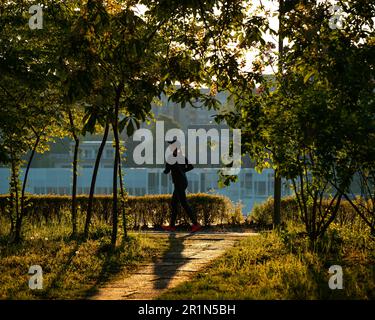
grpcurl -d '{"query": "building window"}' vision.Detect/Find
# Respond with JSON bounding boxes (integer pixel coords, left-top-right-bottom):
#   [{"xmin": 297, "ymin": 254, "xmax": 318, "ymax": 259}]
[
  {"xmin": 97, "ymin": 187, "xmax": 107, "ymax": 194},
  {"xmin": 58, "ymin": 187, "xmax": 69, "ymax": 195},
  {"xmin": 148, "ymin": 172, "xmax": 159, "ymax": 193},
  {"xmin": 134, "ymin": 187, "xmax": 145, "ymax": 196},
  {"xmin": 34, "ymin": 187, "xmax": 46, "ymax": 194},
  {"xmin": 84, "ymin": 149, "xmax": 92, "ymax": 159},
  {"xmin": 241, "ymin": 173, "xmax": 253, "ymax": 192},
  {"xmin": 161, "ymin": 173, "xmax": 168, "ymax": 187},
  {"xmin": 189, "ymin": 181, "xmax": 199, "ymax": 193},
  {"xmin": 106, "ymin": 149, "xmax": 114, "ymax": 159},
  {"xmin": 47, "ymin": 187, "xmax": 57, "ymax": 194},
  {"xmin": 255, "ymin": 181, "xmax": 266, "ymax": 196},
  {"xmin": 200, "ymin": 173, "xmax": 206, "ymax": 192},
  {"xmin": 268, "ymin": 173, "xmax": 274, "ymax": 195}
]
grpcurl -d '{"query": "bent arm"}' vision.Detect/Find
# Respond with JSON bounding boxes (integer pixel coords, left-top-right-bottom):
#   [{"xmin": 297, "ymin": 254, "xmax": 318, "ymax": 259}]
[
  {"xmin": 184, "ymin": 158, "xmax": 194, "ymax": 172},
  {"xmin": 164, "ymin": 163, "xmax": 171, "ymax": 174}
]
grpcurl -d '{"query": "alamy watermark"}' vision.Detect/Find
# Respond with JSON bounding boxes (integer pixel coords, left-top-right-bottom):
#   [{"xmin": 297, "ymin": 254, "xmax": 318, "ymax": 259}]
[
  {"xmin": 328, "ymin": 3, "xmax": 344, "ymax": 30},
  {"xmin": 132, "ymin": 121, "xmax": 241, "ymax": 175},
  {"xmin": 27, "ymin": 2, "xmax": 344, "ymax": 31},
  {"xmin": 28, "ymin": 4, "xmax": 43, "ymax": 30},
  {"xmin": 28, "ymin": 265, "xmax": 43, "ymax": 290},
  {"xmin": 328, "ymin": 265, "xmax": 343, "ymax": 290}
]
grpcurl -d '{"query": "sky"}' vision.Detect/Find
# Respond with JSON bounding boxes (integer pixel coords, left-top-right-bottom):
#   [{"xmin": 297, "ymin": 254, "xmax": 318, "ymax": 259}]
[
  {"xmin": 133, "ymin": 0, "xmax": 358, "ymax": 75},
  {"xmin": 133, "ymin": 0, "xmax": 280, "ymax": 74}
]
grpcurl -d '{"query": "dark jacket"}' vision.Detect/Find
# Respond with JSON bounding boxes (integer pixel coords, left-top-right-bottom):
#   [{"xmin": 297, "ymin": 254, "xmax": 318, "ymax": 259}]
[{"xmin": 164, "ymin": 154, "xmax": 194, "ymax": 187}]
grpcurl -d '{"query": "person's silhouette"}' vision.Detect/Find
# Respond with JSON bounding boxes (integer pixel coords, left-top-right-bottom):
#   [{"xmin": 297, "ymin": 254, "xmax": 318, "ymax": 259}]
[{"xmin": 162, "ymin": 138, "xmax": 202, "ymax": 232}]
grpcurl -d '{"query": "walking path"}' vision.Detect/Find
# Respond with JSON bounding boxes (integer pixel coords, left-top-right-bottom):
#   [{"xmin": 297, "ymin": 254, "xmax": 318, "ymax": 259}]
[{"xmin": 91, "ymin": 230, "xmax": 258, "ymax": 300}]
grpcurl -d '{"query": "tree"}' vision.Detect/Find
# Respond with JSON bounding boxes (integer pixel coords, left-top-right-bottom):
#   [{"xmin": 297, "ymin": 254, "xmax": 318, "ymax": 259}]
[
  {"xmin": 0, "ymin": 1, "xmax": 64, "ymax": 242},
  {"xmin": 279, "ymin": 0, "xmax": 375, "ymax": 239},
  {"xmin": 215, "ymin": 0, "xmax": 374, "ymax": 242},
  {"xmin": 59, "ymin": 105, "xmax": 86, "ymax": 238},
  {"xmin": 76, "ymin": 0, "xmax": 258, "ymax": 245},
  {"xmin": 313, "ymin": 1, "xmax": 375, "ymax": 235},
  {"xmin": 68, "ymin": 0, "xmax": 175, "ymax": 246},
  {"xmin": 48, "ymin": 0, "xmax": 113, "ymax": 239}
]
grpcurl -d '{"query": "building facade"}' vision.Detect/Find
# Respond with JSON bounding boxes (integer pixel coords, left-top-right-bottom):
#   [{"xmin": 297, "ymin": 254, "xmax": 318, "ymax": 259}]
[{"xmin": 0, "ymin": 90, "xmax": 294, "ymax": 213}]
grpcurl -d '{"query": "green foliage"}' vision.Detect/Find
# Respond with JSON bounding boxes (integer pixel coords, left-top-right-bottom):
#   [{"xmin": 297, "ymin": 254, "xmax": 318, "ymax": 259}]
[
  {"xmin": 0, "ymin": 0, "xmax": 69, "ymax": 241},
  {"xmin": 0, "ymin": 193, "xmax": 235, "ymax": 231},
  {"xmin": 216, "ymin": 0, "xmax": 375, "ymax": 241},
  {"xmin": 0, "ymin": 0, "xmax": 271, "ymax": 243},
  {"xmin": 250, "ymin": 196, "xmax": 300, "ymax": 226},
  {"xmin": 229, "ymin": 202, "xmax": 245, "ymax": 225},
  {"xmin": 249, "ymin": 196, "xmax": 369, "ymax": 230}
]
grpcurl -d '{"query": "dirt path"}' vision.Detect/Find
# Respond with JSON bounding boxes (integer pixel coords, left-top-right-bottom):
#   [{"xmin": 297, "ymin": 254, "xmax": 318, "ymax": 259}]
[{"xmin": 90, "ymin": 231, "xmax": 257, "ymax": 300}]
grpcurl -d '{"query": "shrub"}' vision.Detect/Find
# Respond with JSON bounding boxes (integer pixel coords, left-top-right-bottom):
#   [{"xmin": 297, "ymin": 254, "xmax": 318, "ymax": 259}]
[
  {"xmin": 0, "ymin": 193, "xmax": 234, "ymax": 228},
  {"xmin": 249, "ymin": 196, "xmax": 300, "ymax": 226},
  {"xmin": 228, "ymin": 202, "xmax": 245, "ymax": 225},
  {"xmin": 249, "ymin": 196, "xmax": 362, "ymax": 228}
]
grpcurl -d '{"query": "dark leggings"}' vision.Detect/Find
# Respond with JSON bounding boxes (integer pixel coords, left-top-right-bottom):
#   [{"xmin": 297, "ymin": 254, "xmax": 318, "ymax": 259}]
[{"xmin": 170, "ymin": 184, "xmax": 197, "ymax": 226}]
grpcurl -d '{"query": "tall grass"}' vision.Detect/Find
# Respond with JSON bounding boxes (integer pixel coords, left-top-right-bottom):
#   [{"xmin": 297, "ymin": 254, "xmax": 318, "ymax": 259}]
[
  {"xmin": 159, "ymin": 221, "xmax": 374, "ymax": 300},
  {"xmin": 0, "ymin": 213, "xmax": 168, "ymax": 299}
]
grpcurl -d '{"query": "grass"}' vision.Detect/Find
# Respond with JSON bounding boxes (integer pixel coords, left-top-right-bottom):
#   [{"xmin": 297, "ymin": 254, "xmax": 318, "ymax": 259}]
[
  {"xmin": 1, "ymin": 207, "xmax": 374, "ymax": 300},
  {"xmin": 0, "ymin": 214, "xmax": 169, "ymax": 299},
  {"xmin": 159, "ymin": 222, "xmax": 375, "ymax": 300}
]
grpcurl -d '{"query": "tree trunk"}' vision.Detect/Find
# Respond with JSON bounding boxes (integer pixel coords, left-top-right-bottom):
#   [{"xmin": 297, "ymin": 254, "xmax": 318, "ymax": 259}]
[
  {"xmin": 112, "ymin": 141, "xmax": 119, "ymax": 247},
  {"xmin": 273, "ymin": 172, "xmax": 282, "ymax": 227},
  {"xmin": 15, "ymin": 131, "xmax": 41, "ymax": 242},
  {"xmin": 69, "ymin": 111, "xmax": 80, "ymax": 238},
  {"xmin": 84, "ymin": 121, "xmax": 110, "ymax": 238},
  {"xmin": 111, "ymin": 86, "xmax": 122, "ymax": 247},
  {"xmin": 9, "ymin": 155, "xmax": 20, "ymax": 241},
  {"xmin": 273, "ymin": 0, "xmax": 284, "ymax": 228},
  {"xmin": 118, "ymin": 160, "xmax": 127, "ymax": 239}
]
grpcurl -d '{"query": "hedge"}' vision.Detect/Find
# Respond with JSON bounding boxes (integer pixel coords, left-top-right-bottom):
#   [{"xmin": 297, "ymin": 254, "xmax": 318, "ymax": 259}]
[
  {"xmin": 0, "ymin": 193, "xmax": 235, "ymax": 227},
  {"xmin": 249, "ymin": 196, "xmax": 360, "ymax": 226}
]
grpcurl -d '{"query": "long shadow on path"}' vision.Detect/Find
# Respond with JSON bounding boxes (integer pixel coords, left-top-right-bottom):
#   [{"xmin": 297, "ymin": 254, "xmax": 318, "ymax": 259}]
[{"xmin": 153, "ymin": 233, "xmax": 192, "ymax": 290}]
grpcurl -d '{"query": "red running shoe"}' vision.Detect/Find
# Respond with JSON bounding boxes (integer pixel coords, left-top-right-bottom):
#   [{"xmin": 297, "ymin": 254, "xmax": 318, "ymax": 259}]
[
  {"xmin": 191, "ymin": 224, "xmax": 202, "ymax": 233},
  {"xmin": 161, "ymin": 225, "xmax": 176, "ymax": 232}
]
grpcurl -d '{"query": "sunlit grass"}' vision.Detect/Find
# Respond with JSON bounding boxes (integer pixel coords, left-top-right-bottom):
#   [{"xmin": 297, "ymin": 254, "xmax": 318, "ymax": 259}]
[
  {"xmin": 159, "ymin": 222, "xmax": 375, "ymax": 300},
  {"xmin": 0, "ymin": 214, "xmax": 169, "ymax": 300}
]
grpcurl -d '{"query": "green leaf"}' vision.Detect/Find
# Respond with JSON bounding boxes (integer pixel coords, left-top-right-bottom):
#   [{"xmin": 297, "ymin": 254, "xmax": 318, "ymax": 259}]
[{"xmin": 304, "ymin": 70, "xmax": 316, "ymax": 84}]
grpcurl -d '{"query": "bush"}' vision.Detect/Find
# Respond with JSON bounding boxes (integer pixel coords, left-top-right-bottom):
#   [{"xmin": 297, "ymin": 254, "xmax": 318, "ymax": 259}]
[
  {"xmin": 0, "ymin": 193, "xmax": 234, "ymax": 228},
  {"xmin": 249, "ymin": 196, "xmax": 361, "ymax": 227},
  {"xmin": 228, "ymin": 202, "xmax": 245, "ymax": 225},
  {"xmin": 249, "ymin": 196, "xmax": 300, "ymax": 226}
]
